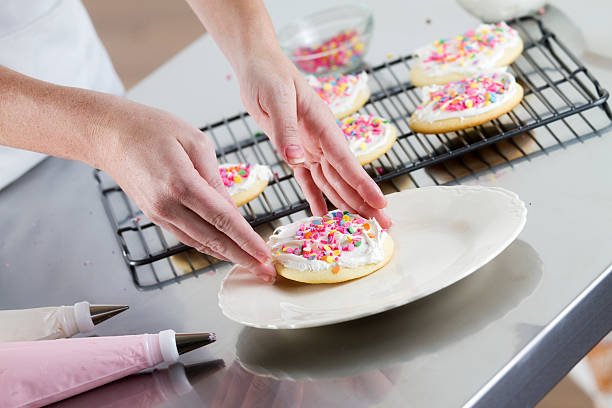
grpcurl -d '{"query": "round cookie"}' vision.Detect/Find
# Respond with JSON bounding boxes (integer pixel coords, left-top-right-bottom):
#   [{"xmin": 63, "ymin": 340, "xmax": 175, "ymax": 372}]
[
  {"xmin": 269, "ymin": 211, "xmax": 394, "ymax": 284},
  {"xmin": 410, "ymin": 22, "xmax": 524, "ymax": 87},
  {"xmin": 308, "ymin": 72, "xmax": 371, "ymax": 119},
  {"xmin": 409, "ymin": 71, "xmax": 523, "ymax": 134},
  {"xmin": 219, "ymin": 163, "xmax": 272, "ymax": 207},
  {"xmin": 339, "ymin": 114, "xmax": 398, "ymax": 165}
]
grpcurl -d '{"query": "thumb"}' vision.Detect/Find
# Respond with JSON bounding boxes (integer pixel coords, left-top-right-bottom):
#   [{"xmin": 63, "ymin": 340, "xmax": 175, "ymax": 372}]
[
  {"xmin": 265, "ymin": 81, "xmax": 305, "ymax": 166},
  {"xmin": 182, "ymin": 133, "xmax": 236, "ymax": 207}
]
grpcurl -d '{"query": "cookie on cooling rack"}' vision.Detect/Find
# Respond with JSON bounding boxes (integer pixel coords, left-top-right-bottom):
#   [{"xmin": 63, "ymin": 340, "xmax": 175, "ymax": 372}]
[
  {"xmin": 219, "ymin": 163, "xmax": 272, "ymax": 207},
  {"xmin": 409, "ymin": 70, "xmax": 523, "ymax": 134},
  {"xmin": 339, "ymin": 114, "xmax": 398, "ymax": 165},
  {"xmin": 308, "ymin": 71, "xmax": 370, "ymax": 119},
  {"xmin": 269, "ymin": 211, "xmax": 394, "ymax": 284},
  {"xmin": 410, "ymin": 22, "xmax": 523, "ymax": 87}
]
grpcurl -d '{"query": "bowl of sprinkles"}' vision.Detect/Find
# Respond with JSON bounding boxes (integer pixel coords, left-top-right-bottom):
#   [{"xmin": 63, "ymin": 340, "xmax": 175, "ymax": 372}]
[{"xmin": 278, "ymin": 4, "xmax": 373, "ymax": 75}]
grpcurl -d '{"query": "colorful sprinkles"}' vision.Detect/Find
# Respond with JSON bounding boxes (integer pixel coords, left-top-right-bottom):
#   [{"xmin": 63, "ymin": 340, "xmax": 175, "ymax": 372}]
[
  {"xmin": 421, "ymin": 22, "xmax": 517, "ymax": 70},
  {"xmin": 293, "ymin": 30, "xmax": 365, "ymax": 74},
  {"xmin": 275, "ymin": 211, "xmax": 374, "ymax": 269},
  {"xmin": 311, "ymin": 73, "xmax": 361, "ymax": 106},
  {"xmin": 219, "ymin": 163, "xmax": 252, "ymax": 188},
  {"xmin": 417, "ymin": 72, "xmax": 511, "ymax": 113},
  {"xmin": 338, "ymin": 114, "xmax": 389, "ymax": 151}
]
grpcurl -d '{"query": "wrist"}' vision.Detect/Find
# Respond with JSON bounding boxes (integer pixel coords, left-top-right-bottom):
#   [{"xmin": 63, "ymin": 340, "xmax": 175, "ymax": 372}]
[
  {"xmin": 84, "ymin": 93, "xmax": 128, "ymax": 171},
  {"xmin": 234, "ymin": 46, "xmax": 292, "ymax": 81}
]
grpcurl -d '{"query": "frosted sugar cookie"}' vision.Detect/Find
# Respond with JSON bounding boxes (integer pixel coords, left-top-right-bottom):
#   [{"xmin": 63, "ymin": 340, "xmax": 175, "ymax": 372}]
[
  {"xmin": 410, "ymin": 22, "xmax": 523, "ymax": 87},
  {"xmin": 269, "ymin": 210, "xmax": 394, "ymax": 284},
  {"xmin": 219, "ymin": 163, "xmax": 272, "ymax": 207},
  {"xmin": 308, "ymin": 72, "xmax": 370, "ymax": 119},
  {"xmin": 409, "ymin": 70, "xmax": 523, "ymax": 134},
  {"xmin": 339, "ymin": 114, "xmax": 398, "ymax": 165}
]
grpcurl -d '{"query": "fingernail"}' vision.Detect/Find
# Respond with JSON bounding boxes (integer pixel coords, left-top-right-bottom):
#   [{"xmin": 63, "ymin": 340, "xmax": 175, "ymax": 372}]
[
  {"xmin": 285, "ymin": 145, "xmax": 305, "ymax": 165},
  {"xmin": 257, "ymin": 273, "xmax": 276, "ymax": 284}
]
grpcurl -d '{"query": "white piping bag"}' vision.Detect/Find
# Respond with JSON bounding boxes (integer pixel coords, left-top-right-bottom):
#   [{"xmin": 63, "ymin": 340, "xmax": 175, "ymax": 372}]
[{"xmin": 0, "ymin": 301, "xmax": 128, "ymax": 342}]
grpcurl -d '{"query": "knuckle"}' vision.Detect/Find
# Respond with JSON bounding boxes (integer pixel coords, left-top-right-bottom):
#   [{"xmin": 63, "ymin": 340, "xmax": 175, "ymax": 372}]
[
  {"xmin": 283, "ymin": 122, "xmax": 298, "ymax": 137},
  {"xmin": 169, "ymin": 180, "xmax": 191, "ymax": 202},
  {"xmin": 148, "ymin": 195, "xmax": 173, "ymax": 221},
  {"xmin": 195, "ymin": 244, "xmax": 209, "ymax": 254},
  {"xmin": 210, "ymin": 211, "xmax": 232, "ymax": 232},
  {"xmin": 205, "ymin": 237, "xmax": 225, "ymax": 255},
  {"xmin": 208, "ymin": 176, "xmax": 225, "ymax": 191},
  {"xmin": 199, "ymin": 134, "xmax": 214, "ymax": 150},
  {"xmin": 354, "ymin": 177, "xmax": 370, "ymax": 196},
  {"xmin": 357, "ymin": 202, "xmax": 371, "ymax": 215}
]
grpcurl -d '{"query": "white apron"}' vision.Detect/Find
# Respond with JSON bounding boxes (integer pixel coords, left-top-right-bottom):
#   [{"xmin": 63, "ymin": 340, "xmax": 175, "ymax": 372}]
[{"xmin": 0, "ymin": 0, "xmax": 124, "ymax": 190}]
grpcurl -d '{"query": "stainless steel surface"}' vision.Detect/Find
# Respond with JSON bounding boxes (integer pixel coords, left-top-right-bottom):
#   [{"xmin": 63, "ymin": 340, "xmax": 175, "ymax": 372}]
[{"xmin": 1, "ymin": 1, "xmax": 612, "ymax": 406}]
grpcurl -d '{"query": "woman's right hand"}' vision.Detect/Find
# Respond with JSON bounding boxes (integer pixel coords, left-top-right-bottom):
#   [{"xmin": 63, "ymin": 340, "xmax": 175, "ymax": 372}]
[{"xmin": 97, "ymin": 98, "xmax": 276, "ymax": 282}]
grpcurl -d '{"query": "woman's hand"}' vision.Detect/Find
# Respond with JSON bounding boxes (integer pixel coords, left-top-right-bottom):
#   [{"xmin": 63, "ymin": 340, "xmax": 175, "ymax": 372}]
[
  {"xmin": 99, "ymin": 99, "xmax": 277, "ymax": 281},
  {"xmin": 0, "ymin": 65, "xmax": 275, "ymax": 281},
  {"xmin": 236, "ymin": 50, "xmax": 391, "ymax": 228}
]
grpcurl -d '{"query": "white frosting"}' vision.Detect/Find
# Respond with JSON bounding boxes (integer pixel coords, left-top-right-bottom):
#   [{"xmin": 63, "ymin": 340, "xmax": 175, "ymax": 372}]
[
  {"xmin": 307, "ymin": 72, "xmax": 369, "ymax": 116},
  {"xmin": 341, "ymin": 115, "xmax": 394, "ymax": 158},
  {"xmin": 269, "ymin": 212, "xmax": 387, "ymax": 272},
  {"xmin": 220, "ymin": 163, "xmax": 272, "ymax": 196},
  {"xmin": 414, "ymin": 22, "xmax": 520, "ymax": 77},
  {"xmin": 413, "ymin": 70, "xmax": 517, "ymax": 123}
]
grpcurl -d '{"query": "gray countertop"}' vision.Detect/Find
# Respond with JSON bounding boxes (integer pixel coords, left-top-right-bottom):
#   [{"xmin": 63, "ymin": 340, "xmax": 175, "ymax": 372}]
[{"xmin": 1, "ymin": 1, "xmax": 612, "ymax": 407}]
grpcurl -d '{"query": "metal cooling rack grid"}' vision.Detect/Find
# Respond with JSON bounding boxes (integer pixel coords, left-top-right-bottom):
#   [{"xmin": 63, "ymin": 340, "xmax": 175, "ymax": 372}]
[{"xmin": 94, "ymin": 16, "xmax": 611, "ymax": 289}]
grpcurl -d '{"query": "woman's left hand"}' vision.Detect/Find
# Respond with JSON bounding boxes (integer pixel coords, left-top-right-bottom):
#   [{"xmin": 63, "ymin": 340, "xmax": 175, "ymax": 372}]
[{"xmin": 236, "ymin": 50, "xmax": 391, "ymax": 228}]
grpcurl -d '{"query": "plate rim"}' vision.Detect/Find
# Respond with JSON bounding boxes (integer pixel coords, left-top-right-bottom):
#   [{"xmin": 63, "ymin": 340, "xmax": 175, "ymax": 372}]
[{"xmin": 218, "ymin": 185, "xmax": 527, "ymax": 329}]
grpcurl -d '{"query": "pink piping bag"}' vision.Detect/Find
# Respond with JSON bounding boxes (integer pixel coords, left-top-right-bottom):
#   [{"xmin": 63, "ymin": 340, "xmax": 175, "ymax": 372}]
[
  {"xmin": 48, "ymin": 363, "xmax": 193, "ymax": 408},
  {"xmin": 0, "ymin": 330, "xmax": 215, "ymax": 408}
]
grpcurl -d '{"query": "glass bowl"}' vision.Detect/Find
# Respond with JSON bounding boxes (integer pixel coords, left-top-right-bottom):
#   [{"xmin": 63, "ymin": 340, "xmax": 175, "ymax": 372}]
[{"xmin": 278, "ymin": 4, "xmax": 374, "ymax": 76}]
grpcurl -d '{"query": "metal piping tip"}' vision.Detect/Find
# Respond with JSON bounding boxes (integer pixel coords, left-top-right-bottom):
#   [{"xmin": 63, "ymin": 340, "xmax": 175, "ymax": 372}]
[
  {"xmin": 90, "ymin": 305, "xmax": 129, "ymax": 326},
  {"xmin": 175, "ymin": 332, "xmax": 216, "ymax": 355}
]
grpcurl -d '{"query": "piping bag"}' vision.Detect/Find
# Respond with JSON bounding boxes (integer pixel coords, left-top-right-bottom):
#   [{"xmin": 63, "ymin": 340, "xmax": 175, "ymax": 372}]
[
  {"xmin": 50, "ymin": 360, "xmax": 225, "ymax": 408},
  {"xmin": 49, "ymin": 363, "xmax": 193, "ymax": 408},
  {"xmin": 0, "ymin": 329, "xmax": 216, "ymax": 408},
  {"xmin": 0, "ymin": 301, "xmax": 129, "ymax": 342}
]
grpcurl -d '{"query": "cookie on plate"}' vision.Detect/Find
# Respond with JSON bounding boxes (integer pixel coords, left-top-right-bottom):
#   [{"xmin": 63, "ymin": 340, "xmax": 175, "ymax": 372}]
[
  {"xmin": 409, "ymin": 70, "xmax": 523, "ymax": 134},
  {"xmin": 339, "ymin": 114, "xmax": 398, "ymax": 165},
  {"xmin": 269, "ymin": 210, "xmax": 394, "ymax": 284},
  {"xmin": 219, "ymin": 163, "xmax": 272, "ymax": 207},
  {"xmin": 410, "ymin": 22, "xmax": 523, "ymax": 87},
  {"xmin": 308, "ymin": 71, "xmax": 370, "ymax": 119}
]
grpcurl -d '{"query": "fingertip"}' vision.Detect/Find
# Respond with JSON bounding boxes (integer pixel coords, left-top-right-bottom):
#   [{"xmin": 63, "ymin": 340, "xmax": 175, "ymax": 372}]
[
  {"xmin": 368, "ymin": 185, "xmax": 387, "ymax": 209},
  {"xmin": 254, "ymin": 246, "xmax": 273, "ymax": 265},
  {"xmin": 377, "ymin": 212, "xmax": 393, "ymax": 229},
  {"xmin": 254, "ymin": 262, "xmax": 277, "ymax": 284}
]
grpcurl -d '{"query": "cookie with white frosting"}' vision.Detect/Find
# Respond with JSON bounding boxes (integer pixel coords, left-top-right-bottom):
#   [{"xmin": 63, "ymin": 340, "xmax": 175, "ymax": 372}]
[
  {"xmin": 409, "ymin": 70, "xmax": 523, "ymax": 134},
  {"xmin": 339, "ymin": 114, "xmax": 398, "ymax": 165},
  {"xmin": 308, "ymin": 72, "xmax": 370, "ymax": 119},
  {"xmin": 269, "ymin": 211, "xmax": 394, "ymax": 284},
  {"xmin": 410, "ymin": 22, "xmax": 523, "ymax": 87},
  {"xmin": 219, "ymin": 163, "xmax": 272, "ymax": 207}
]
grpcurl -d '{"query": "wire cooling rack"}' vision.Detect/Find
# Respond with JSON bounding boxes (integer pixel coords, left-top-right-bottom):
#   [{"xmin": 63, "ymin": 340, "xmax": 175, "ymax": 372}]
[{"xmin": 95, "ymin": 16, "xmax": 611, "ymax": 289}]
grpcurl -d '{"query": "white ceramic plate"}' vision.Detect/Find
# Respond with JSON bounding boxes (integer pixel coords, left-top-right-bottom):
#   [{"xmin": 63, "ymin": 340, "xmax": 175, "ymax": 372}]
[{"xmin": 218, "ymin": 186, "xmax": 527, "ymax": 329}]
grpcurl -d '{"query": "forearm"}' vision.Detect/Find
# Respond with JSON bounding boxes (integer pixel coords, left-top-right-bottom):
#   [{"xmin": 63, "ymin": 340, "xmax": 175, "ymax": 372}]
[
  {"xmin": 185, "ymin": 0, "xmax": 280, "ymax": 72},
  {"xmin": 0, "ymin": 65, "xmax": 117, "ymax": 169}
]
